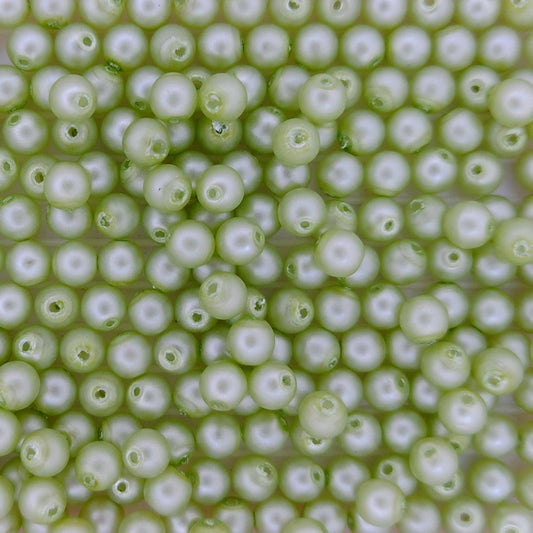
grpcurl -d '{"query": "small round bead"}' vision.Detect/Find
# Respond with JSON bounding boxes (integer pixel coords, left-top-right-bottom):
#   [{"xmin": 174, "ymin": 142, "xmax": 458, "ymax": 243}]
[
  {"xmin": 338, "ymin": 110, "xmax": 385, "ymax": 155},
  {"xmin": 107, "ymin": 331, "xmax": 151, "ymax": 380},
  {"xmin": 293, "ymin": 23, "xmax": 338, "ymax": 70},
  {"xmin": 49, "ymin": 74, "xmax": 96, "ymax": 123},
  {"xmin": 341, "ymin": 25, "xmax": 384, "ymax": 70},
  {"xmin": 3, "ymin": 110, "xmax": 48, "ymax": 156},
  {"xmin": 7, "ymin": 24, "xmax": 53, "ymax": 71},
  {"xmin": 438, "ymin": 388, "xmax": 488, "ymax": 435},
  {"xmin": 479, "ymin": 26, "xmax": 521, "ymax": 71},
  {"xmin": 387, "ymin": 25, "xmax": 431, "ymax": 70},
  {"xmin": 399, "ymin": 295, "xmax": 449, "ymax": 344},
  {"xmin": 314, "ymin": 229, "xmax": 364, "ymax": 278},
  {"xmin": 0, "ymin": 65, "xmax": 29, "ymax": 112},
  {"xmin": 272, "ymin": 118, "xmax": 319, "ymax": 167},
  {"xmin": 122, "ymin": 118, "xmax": 169, "ymax": 168},
  {"xmin": 249, "ymin": 363, "xmax": 296, "ymax": 410},
  {"xmin": 59, "ymin": 327, "xmax": 104, "ymax": 374},
  {"xmin": 380, "ymin": 240, "xmax": 427, "ymax": 285},
  {"xmin": 18, "ymin": 478, "xmax": 66, "ymax": 525},
  {"xmin": 269, "ymin": 0, "xmax": 313, "ymax": 26},
  {"xmin": 174, "ymin": 0, "xmax": 219, "ymax": 26},
  {"xmin": 489, "ymin": 79, "xmax": 533, "ymax": 128},
  {"xmin": 245, "ymin": 24, "xmax": 290, "ymax": 71},
  {"xmin": 126, "ymin": 374, "xmax": 171, "ymax": 421},
  {"xmin": 122, "ymin": 428, "xmax": 170, "ymax": 480},
  {"xmin": 128, "ymin": 290, "xmax": 172, "ymax": 337},
  {"xmin": 200, "ymin": 360, "xmax": 247, "ymax": 411},
  {"xmin": 34, "ymin": 284, "xmax": 79, "ymax": 329},
  {"xmin": 420, "ymin": 342, "xmax": 471, "ymax": 391},
  {"xmin": 150, "ymin": 73, "xmax": 197, "ymax": 121},
  {"xmin": 387, "ymin": 107, "xmax": 432, "ymax": 154},
  {"xmin": 197, "ymin": 23, "xmax": 242, "ymax": 69},
  {"xmin": 279, "ymin": 458, "xmax": 324, "ymax": 504},
  {"xmin": 298, "ymin": 391, "xmax": 347, "ymax": 439},
  {"xmin": 78, "ymin": 371, "xmax": 124, "ymax": 418},
  {"xmin": 127, "ymin": 0, "xmax": 171, "ymax": 29},
  {"xmin": 355, "ymin": 479, "xmax": 405, "ymax": 528},
  {"xmin": 151, "ymin": 24, "xmax": 196, "ymax": 71},
  {"xmin": 0, "ymin": 361, "xmax": 39, "ymax": 411},
  {"xmin": 434, "ymin": 25, "xmax": 476, "ymax": 71},
  {"xmin": 103, "ymin": 24, "xmax": 148, "ymax": 71},
  {"xmin": 443, "ymin": 201, "xmax": 494, "ymax": 250},
  {"xmin": 215, "ymin": 217, "xmax": 265, "ymax": 266},
  {"xmin": 94, "ymin": 194, "xmax": 140, "ymax": 239},
  {"xmin": 166, "ymin": 220, "xmax": 214, "ymax": 269},
  {"xmin": 222, "ymin": 0, "xmax": 266, "ymax": 28},
  {"xmin": 5, "ymin": 241, "xmax": 50, "ymax": 287},
  {"xmin": 299, "ymin": 74, "xmax": 346, "ymax": 125},
  {"xmin": 411, "ymin": 66, "xmax": 455, "ymax": 113},
  {"xmin": 44, "ymin": 161, "xmax": 91, "ymax": 210},
  {"xmin": 364, "ymin": 67, "xmax": 408, "ymax": 114},
  {"xmin": 20, "ymin": 428, "xmax": 70, "ymax": 477},
  {"xmin": 458, "ymin": 65, "xmax": 500, "ymax": 112}
]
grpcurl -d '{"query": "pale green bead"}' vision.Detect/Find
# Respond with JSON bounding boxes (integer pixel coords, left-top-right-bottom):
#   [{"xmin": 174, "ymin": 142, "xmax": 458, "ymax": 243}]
[
  {"xmin": 298, "ymin": 391, "xmax": 347, "ymax": 439},
  {"xmin": 493, "ymin": 217, "xmax": 533, "ymax": 265},
  {"xmin": 123, "ymin": 118, "xmax": 169, "ymax": 167},
  {"xmin": 166, "ymin": 220, "xmax": 214, "ymax": 269},
  {"xmin": 314, "ymin": 228, "xmax": 364, "ymax": 278},
  {"xmin": 355, "ymin": 478, "xmax": 405, "ymax": 528},
  {"xmin": 438, "ymin": 388, "xmax": 488, "ymax": 435},
  {"xmin": 298, "ymin": 74, "xmax": 346, "ymax": 124},
  {"xmin": 268, "ymin": 288, "xmax": 314, "ymax": 334},
  {"xmin": 338, "ymin": 110, "xmax": 384, "ymax": 155},
  {"xmin": 189, "ymin": 518, "xmax": 230, "ymax": 533},
  {"xmin": 18, "ymin": 477, "xmax": 66, "ymax": 525},
  {"xmin": 409, "ymin": 436, "xmax": 458, "ymax": 485},
  {"xmin": 278, "ymin": 188, "xmax": 327, "ymax": 237},
  {"xmin": 281, "ymin": 518, "xmax": 326, "ymax": 533},
  {"xmin": 0, "ymin": 361, "xmax": 39, "ymax": 411},
  {"xmin": 49, "ymin": 74, "xmax": 96, "ymax": 122},
  {"xmin": 227, "ymin": 318, "xmax": 274, "ymax": 366},
  {"xmin": 44, "ymin": 161, "xmax": 91, "ymax": 210},
  {"xmin": 196, "ymin": 164, "xmax": 244, "ymax": 213},
  {"xmin": 399, "ymin": 295, "xmax": 449, "ymax": 344},
  {"xmin": 249, "ymin": 363, "xmax": 296, "ymax": 410},
  {"xmin": 443, "ymin": 201, "xmax": 495, "ymax": 250},
  {"xmin": 199, "ymin": 73, "xmax": 246, "ymax": 122},
  {"xmin": 420, "ymin": 342, "xmax": 471, "ymax": 391},
  {"xmin": 199, "ymin": 272, "xmax": 247, "ymax": 320},
  {"xmin": 272, "ymin": 118, "xmax": 320, "ymax": 167},
  {"xmin": 144, "ymin": 467, "xmax": 191, "ymax": 517},
  {"xmin": 489, "ymin": 78, "xmax": 533, "ymax": 128},
  {"xmin": 473, "ymin": 347, "xmax": 524, "ymax": 396},
  {"xmin": 20, "ymin": 428, "xmax": 69, "ymax": 477},
  {"xmin": 119, "ymin": 510, "xmax": 166, "ymax": 533}
]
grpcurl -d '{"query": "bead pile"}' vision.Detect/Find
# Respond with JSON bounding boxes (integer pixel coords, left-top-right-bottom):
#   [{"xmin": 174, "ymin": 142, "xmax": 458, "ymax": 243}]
[{"xmin": 1, "ymin": 1, "xmax": 533, "ymax": 532}]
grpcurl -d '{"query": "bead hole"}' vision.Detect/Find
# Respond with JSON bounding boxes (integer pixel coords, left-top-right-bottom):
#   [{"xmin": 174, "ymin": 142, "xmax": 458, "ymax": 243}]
[
  {"xmin": 77, "ymin": 350, "xmax": 90, "ymax": 362},
  {"xmin": 49, "ymin": 301, "xmax": 63, "ymax": 313},
  {"xmin": 94, "ymin": 388, "xmax": 107, "ymax": 399},
  {"xmin": 78, "ymin": 95, "xmax": 89, "ymax": 109},
  {"xmin": 192, "ymin": 311, "xmax": 203, "ymax": 323},
  {"xmin": 382, "ymin": 463, "xmax": 393, "ymax": 475},
  {"xmin": 21, "ymin": 341, "xmax": 31, "ymax": 352},
  {"xmin": 128, "ymin": 451, "xmax": 140, "ymax": 464}
]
